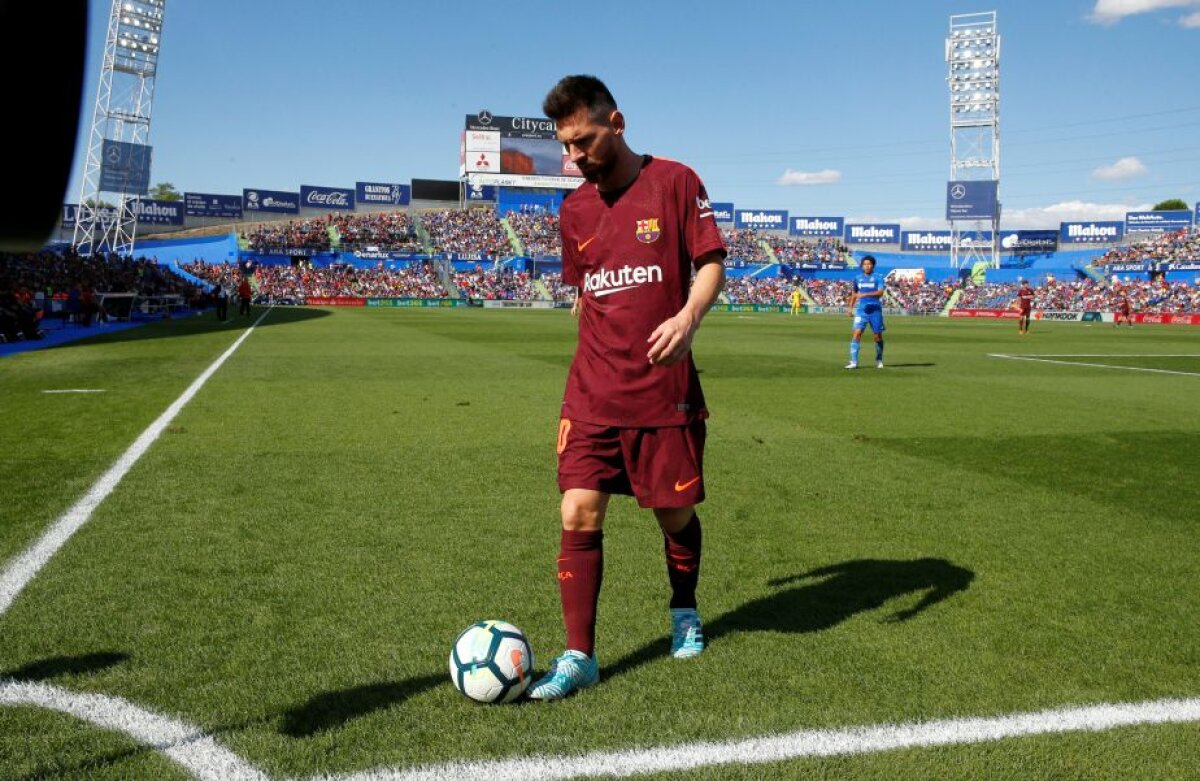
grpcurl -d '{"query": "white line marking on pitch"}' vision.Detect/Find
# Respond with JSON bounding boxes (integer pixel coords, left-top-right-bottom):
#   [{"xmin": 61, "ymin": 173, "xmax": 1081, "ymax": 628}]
[
  {"xmin": 0, "ymin": 308, "xmax": 271, "ymax": 617},
  {"xmin": 2, "ymin": 680, "xmax": 1197, "ymax": 781},
  {"xmin": 42, "ymin": 389, "xmax": 108, "ymax": 394},
  {"xmin": 0, "ymin": 679, "xmax": 269, "ymax": 781},
  {"xmin": 989, "ymin": 353, "xmax": 1200, "ymax": 377}
]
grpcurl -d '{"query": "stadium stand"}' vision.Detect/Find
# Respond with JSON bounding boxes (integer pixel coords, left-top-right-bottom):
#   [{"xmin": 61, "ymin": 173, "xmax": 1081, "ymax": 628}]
[
  {"xmin": 421, "ymin": 210, "xmax": 512, "ymax": 257},
  {"xmin": 183, "ymin": 261, "xmax": 447, "ymax": 303},
  {"xmin": 1092, "ymin": 227, "xmax": 1200, "ymax": 267},
  {"xmin": 507, "ymin": 212, "xmax": 562, "ymax": 258},
  {"xmin": 332, "ymin": 212, "xmax": 421, "ymax": 253}
]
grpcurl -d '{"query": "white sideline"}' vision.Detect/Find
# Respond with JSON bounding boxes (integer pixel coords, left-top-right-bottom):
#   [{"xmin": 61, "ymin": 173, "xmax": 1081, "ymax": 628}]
[
  {"xmin": 2, "ymin": 679, "xmax": 1197, "ymax": 781},
  {"xmin": 0, "ymin": 679, "xmax": 270, "ymax": 781},
  {"xmin": 989, "ymin": 353, "xmax": 1200, "ymax": 377},
  {"xmin": 0, "ymin": 309, "xmax": 271, "ymax": 617},
  {"xmin": 341, "ymin": 697, "xmax": 1200, "ymax": 780}
]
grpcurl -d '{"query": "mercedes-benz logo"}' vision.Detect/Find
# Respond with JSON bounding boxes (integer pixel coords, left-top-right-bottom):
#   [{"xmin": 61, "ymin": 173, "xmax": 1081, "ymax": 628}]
[
  {"xmin": 950, "ymin": 184, "xmax": 967, "ymax": 199},
  {"xmin": 477, "ymin": 110, "xmax": 493, "ymax": 125}
]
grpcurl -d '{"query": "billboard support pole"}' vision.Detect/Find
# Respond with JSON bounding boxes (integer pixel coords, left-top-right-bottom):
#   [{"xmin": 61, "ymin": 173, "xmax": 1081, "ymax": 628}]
[
  {"xmin": 946, "ymin": 11, "xmax": 1000, "ymax": 271},
  {"xmin": 74, "ymin": 0, "xmax": 167, "ymax": 257}
]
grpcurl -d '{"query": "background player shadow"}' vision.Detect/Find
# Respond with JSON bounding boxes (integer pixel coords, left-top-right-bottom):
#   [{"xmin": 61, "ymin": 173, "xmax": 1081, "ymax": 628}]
[
  {"xmin": 881, "ymin": 362, "xmax": 936, "ymax": 368},
  {"xmin": 604, "ymin": 558, "xmax": 974, "ymax": 682},
  {"xmin": 279, "ymin": 674, "xmax": 446, "ymax": 737},
  {"xmin": 0, "ymin": 650, "xmax": 129, "ymax": 681}
]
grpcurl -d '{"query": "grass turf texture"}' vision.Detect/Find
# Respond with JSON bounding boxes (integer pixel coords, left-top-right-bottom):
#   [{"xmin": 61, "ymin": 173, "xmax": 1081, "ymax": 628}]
[{"xmin": 1, "ymin": 307, "xmax": 1197, "ymax": 779}]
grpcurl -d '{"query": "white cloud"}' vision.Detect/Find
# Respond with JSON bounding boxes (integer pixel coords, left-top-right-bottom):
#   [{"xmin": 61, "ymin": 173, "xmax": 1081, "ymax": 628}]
[
  {"xmin": 1181, "ymin": 9, "xmax": 1200, "ymax": 24},
  {"xmin": 1090, "ymin": 0, "xmax": 1200, "ymax": 24},
  {"xmin": 999, "ymin": 201, "xmax": 1153, "ymax": 229},
  {"xmin": 1091, "ymin": 156, "xmax": 1148, "ymax": 181},
  {"xmin": 776, "ymin": 169, "xmax": 841, "ymax": 186},
  {"xmin": 850, "ymin": 201, "xmax": 1153, "ymax": 231}
]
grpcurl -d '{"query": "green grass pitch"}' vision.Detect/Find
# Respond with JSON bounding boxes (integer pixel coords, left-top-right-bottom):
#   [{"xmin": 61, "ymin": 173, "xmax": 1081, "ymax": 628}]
[{"xmin": 1, "ymin": 307, "xmax": 1198, "ymax": 779}]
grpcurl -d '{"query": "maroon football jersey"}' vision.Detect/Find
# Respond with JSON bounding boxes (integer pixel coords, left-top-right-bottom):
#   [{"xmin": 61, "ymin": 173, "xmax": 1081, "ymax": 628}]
[
  {"xmin": 560, "ymin": 156, "xmax": 726, "ymax": 427},
  {"xmin": 1017, "ymin": 287, "xmax": 1034, "ymax": 311}
]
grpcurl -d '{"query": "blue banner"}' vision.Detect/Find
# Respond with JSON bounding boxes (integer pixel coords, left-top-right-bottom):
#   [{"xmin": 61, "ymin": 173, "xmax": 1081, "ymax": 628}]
[
  {"xmin": 1000, "ymin": 229, "xmax": 1058, "ymax": 254},
  {"xmin": 243, "ymin": 188, "xmax": 300, "ymax": 214},
  {"xmin": 734, "ymin": 209, "xmax": 788, "ymax": 231},
  {"xmin": 709, "ymin": 202, "xmax": 734, "ymax": 224},
  {"xmin": 900, "ymin": 230, "xmax": 952, "ymax": 252},
  {"xmin": 185, "ymin": 192, "xmax": 243, "ymax": 218},
  {"xmin": 946, "ymin": 180, "xmax": 999, "ymax": 220},
  {"xmin": 132, "ymin": 199, "xmax": 184, "ymax": 226},
  {"xmin": 845, "ymin": 224, "xmax": 901, "ymax": 244},
  {"xmin": 465, "ymin": 182, "xmax": 498, "ymax": 201},
  {"xmin": 356, "ymin": 181, "xmax": 411, "ymax": 206},
  {"xmin": 100, "ymin": 140, "xmax": 152, "ymax": 196},
  {"xmin": 62, "ymin": 204, "xmax": 77, "ymax": 230},
  {"xmin": 790, "ymin": 216, "xmax": 844, "ymax": 237},
  {"xmin": 1059, "ymin": 221, "xmax": 1123, "ymax": 244},
  {"xmin": 1125, "ymin": 210, "xmax": 1193, "ymax": 233},
  {"xmin": 301, "ymin": 185, "xmax": 355, "ymax": 211}
]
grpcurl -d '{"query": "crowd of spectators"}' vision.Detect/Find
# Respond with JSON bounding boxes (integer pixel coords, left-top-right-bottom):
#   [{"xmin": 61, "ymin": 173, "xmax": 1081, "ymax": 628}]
[
  {"xmin": 422, "ymin": 210, "xmax": 512, "ymax": 257},
  {"xmin": 724, "ymin": 276, "xmax": 794, "ymax": 305},
  {"xmin": 540, "ymin": 272, "xmax": 575, "ymax": 303},
  {"xmin": 1, "ymin": 248, "xmax": 198, "ymax": 341},
  {"xmin": 183, "ymin": 261, "xmax": 447, "ymax": 302},
  {"xmin": 244, "ymin": 218, "xmax": 332, "ymax": 252},
  {"xmin": 508, "ymin": 212, "xmax": 562, "ymax": 257},
  {"xmin": 333, "ymin": 212, "xmax": 421, "ymax": 253},
  {"xmin": 1092, "ymin": 227, "xmax": 1200, "ymax": 268},
  {"xmin": 955, "ymin": 278, "xmax": 1200, "ymax": 313},
  {"xmin": 768, "ymin": 236, "xmax": 848, "ymax": 266},
  {"xmin": 452, "ymin": 267, "xmax": 539, "ymax": 300},
  {"xmin": 888, "ymin": 279, "xmax": 956, "ymax": 313},
  {"xmin": 720, "ymin": 229, "xmax": 771, "ymax": 263}
]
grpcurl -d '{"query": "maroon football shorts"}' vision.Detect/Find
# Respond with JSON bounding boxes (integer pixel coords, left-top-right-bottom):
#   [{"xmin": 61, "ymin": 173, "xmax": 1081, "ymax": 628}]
[{"xmin": 557, "ymin": 418, "xmax": 706, "ymax": 509}]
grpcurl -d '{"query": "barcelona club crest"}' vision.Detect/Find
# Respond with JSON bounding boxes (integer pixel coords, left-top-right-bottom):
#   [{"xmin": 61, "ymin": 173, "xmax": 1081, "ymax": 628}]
[{"xmin": 635, "ymin": 218, "xmax": 661, "ymax": 244}]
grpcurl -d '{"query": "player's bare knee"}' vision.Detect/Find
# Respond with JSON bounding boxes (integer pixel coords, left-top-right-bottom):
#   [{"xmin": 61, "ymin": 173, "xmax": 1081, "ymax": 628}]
[
  {"xmin": 654, "ymin": 506, "xmax": 694, "ymax": 534},
  {"xmin": 560, "ymin": 492, "xmax": 607, "ymax": 531}
]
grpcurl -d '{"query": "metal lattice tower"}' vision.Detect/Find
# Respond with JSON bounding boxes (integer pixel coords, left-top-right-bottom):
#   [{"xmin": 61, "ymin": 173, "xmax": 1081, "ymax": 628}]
[
  {"xmin": 73, "ymin": 0, "xmax": 167, "ymax": 256},
  {"xmin": 946, "ymin": 11, "xmax": 1000, "ymax": 269}
]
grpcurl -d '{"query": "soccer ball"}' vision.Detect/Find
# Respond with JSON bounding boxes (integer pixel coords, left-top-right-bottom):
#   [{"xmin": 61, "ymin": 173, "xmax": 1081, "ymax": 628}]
[{"xmin": 449, "ymin": 620, "xmax": 534, "ymax": 703}]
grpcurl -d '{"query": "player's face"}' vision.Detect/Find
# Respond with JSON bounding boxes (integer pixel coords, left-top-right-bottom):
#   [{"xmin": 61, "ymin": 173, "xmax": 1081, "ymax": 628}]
[
  {"xmin": 861, "ymin": 259, "xmax": 875, "ymax": 274},
  {"xmin": 556, "ymin": 105, "xmax": 622, "ymax": 184}
]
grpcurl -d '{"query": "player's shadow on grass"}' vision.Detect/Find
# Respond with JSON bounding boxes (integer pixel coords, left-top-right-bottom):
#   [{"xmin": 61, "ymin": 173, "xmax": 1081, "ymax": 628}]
[
  {"xmin": 606, "ymin": 558, "xmax": 974, "ymax": 681},
  {"xmin": 279, "ymin": 674, "xmax": 446, "ymax": 737},
  {"xmin": 0, "ymin": 651, "xmax": 129, "ymax": 681},
  {"xmin": 882, "ymin": 362, "xmax": 936, "ymax": 368}
]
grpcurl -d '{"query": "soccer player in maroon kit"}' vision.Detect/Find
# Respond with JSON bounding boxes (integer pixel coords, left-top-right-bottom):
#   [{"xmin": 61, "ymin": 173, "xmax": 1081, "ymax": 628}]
[
  {"xmin": 1113, "ymin": 288, "xmax": 1133, "ymax": 328},
  {"xmin": 1015, "ymin": 278, "xmax": 1034, "ymax": 335},
  {"xmin": 528, "ymin": 75, "xmax": 727, "ymax": 700}
]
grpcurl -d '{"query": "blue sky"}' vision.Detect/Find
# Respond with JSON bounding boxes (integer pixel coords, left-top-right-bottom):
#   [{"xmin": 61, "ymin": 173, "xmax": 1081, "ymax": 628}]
[{"xmin": 66, "ymin": 0, "xmax": 1200, "ymax": 229}]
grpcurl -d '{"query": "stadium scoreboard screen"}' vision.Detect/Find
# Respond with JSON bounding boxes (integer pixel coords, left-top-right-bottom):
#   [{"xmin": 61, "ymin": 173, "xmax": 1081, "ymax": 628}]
[{"xmin": 461, "ymin": 110, "xmax": 584, "ymax": 190}]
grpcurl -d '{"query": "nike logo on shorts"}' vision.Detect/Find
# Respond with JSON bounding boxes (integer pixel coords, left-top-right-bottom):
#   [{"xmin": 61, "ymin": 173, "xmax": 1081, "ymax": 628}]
[{"xmin": 674, "ymin": 476, "xmax": 701, "ymax": 492}]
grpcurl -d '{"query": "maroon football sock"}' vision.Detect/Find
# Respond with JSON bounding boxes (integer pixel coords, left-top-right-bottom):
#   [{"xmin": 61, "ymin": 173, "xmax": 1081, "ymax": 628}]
[
  {"xmin": 558, "ymin": 529, "xmax": 603, "ymax": 657},
  {"xmin": 663, "ymin": 514, "xmax": 702, "ymax": 609}
]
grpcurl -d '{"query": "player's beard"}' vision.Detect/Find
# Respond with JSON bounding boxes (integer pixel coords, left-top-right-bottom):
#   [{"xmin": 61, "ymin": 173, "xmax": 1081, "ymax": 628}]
[{"xmin": 578, "ymin": 155, "xmax": 616, "ymax": 185}]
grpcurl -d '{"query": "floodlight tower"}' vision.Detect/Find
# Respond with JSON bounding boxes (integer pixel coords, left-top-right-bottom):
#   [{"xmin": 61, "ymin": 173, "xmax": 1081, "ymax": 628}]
[
  {"xmin": 946, "ymin": 12, "xmax": 1000, "ymax": 270},
  {"xmin": 73, "ymin": 0, "xmax": 167, "ymax": 256}
]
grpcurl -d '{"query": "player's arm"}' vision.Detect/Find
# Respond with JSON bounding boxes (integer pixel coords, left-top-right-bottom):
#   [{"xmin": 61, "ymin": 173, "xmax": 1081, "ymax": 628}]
[
  {"xmin": 847, "ymin": 289, "xmax": 857, "ymax": 316},
  {"xmin": 646, "ymin": 253, "xmax": 725, "ymax": 366}
]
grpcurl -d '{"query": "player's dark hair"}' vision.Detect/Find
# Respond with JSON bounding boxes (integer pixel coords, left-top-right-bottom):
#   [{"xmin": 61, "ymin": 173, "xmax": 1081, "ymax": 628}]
[
  {"xmin": 543, "ymin": 75, "xmax": 618, "ymax": 122},
  {"xmin": 861, "ymin": 255, "xmax": 876, "ymax": 266}
]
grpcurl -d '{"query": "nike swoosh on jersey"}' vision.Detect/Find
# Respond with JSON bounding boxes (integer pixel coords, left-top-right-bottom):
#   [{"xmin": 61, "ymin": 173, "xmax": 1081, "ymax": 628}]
[
  {"xmin": 674, "ymin": 476, "xmax": 701, "ymax": 492},
  {"xmin": 577, "ymin": 235, "xmax": 597, "ymax": 252}
]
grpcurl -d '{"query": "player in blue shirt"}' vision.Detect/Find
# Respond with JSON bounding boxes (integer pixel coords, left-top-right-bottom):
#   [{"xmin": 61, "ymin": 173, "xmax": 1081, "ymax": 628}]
[{"xmin": 845, "ymin": 255, "xmax": 885, "ymax": 369}]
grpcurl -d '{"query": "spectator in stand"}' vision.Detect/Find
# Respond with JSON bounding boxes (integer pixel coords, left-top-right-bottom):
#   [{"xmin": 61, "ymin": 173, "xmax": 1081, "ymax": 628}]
[
  {"xmin": 213, "ymin": 283, "xmax": 228, "ymax": 321},
  {"xmin": 238, "ymin": 276, "xmax": 253, "ymax": 316}
]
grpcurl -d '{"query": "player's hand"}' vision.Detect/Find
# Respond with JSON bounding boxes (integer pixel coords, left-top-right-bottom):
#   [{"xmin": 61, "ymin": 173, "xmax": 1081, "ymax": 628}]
[
  {"xmin": 646, "ymin": 311, "xmax": 697, "ymax": 365},
  {"xmin": 571, "ymin": 296, "xmax": 581, "ymax": 318}
]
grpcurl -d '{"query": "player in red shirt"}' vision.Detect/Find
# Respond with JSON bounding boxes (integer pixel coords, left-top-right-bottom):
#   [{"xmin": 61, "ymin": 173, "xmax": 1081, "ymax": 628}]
[
  {"xmin": 1113, "ymin": 288, "xmax": 1133, "ymax": 328},
  {"xmin": 528, "ymin": 75, "xmax": 727, "ymax": 700},
  {"xmin": 1015, "ymin": 278, "xmax": 1034, "ymax": 335}
]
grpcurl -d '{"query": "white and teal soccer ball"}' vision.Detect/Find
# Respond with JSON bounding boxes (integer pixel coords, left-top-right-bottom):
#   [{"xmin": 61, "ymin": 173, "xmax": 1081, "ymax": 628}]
[{"xmin": 449, "ymin": 620, "xmax": 534, "ymax": 703}]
